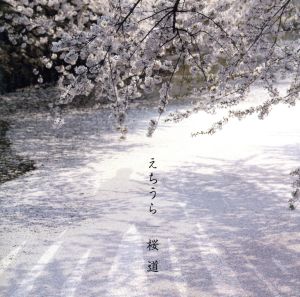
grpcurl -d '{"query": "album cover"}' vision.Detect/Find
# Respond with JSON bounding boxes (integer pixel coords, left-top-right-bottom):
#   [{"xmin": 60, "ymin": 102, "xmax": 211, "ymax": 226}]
[{"xmin": 0, "ymin": 1, "xmax": 299, "ymax": 296}]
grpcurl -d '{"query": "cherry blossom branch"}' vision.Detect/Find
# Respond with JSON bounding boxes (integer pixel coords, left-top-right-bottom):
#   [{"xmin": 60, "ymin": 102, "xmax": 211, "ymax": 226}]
[{"xmin": 116, "ymin": 0, "xmax": 142, "ymax": 32}]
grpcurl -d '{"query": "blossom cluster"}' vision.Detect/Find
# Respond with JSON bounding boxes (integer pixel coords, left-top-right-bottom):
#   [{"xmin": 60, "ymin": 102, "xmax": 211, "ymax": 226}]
[
  {"xmin": 0, "ymin": 0, "xmax": 103, "ymax": 87},
  {"xmin": 49, "ymin": 0, "xmax": 300, "ymax": 136},
  {"xmin": 1, "ymin": 0, "xmax": 299, "ymax": 137}
]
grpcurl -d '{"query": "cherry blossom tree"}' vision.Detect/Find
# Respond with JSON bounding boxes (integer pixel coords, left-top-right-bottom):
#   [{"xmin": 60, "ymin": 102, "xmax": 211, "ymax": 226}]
[
  {"xmin": 2, "ymin": 0, "xmax": 299, "ymax": 135},
  {"xmin": 48, "ymin": 0, "xmax": 299, "ymax": 139},
  {"xmin": 50, "ymin": 0, "xmax": 299, "ymax": 208},
  {"xmin": 1, "ymin": 0, "xmax": 300, "ymax": 206}
]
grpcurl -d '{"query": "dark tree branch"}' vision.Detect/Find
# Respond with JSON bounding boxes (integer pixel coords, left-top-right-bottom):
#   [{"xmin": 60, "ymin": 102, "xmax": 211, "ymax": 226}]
[
  {"xmin": 246, "ymin": 0, "xmax": 291, "ymax": 53},
  {"xmin": 128, "ymin": 10, "xmax": 174, "ymax": 59},
  {"xmin": 137, "ymin": 7, "xmax": 172, "ymax": 23},
  {"xmin": 178, "ymin": 9, "xmax": 239, "ymax": 51},
  {"xmin": 172, "ymin": 0, "xmax": 181, "ymax": 33},
  {"xmin": 116, "ymin": 0, "xmax": 142, "ymax": 32}
]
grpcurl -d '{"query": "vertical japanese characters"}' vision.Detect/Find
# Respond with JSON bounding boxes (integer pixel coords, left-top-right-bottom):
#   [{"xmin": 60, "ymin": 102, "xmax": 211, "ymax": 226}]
[
  {"xmin": 147, "ymin": 157, "xmax": 159, "ymax": 272},
  {"xmin": 149, "ymin": 158, "xmax": 158, "ymax": 214}
]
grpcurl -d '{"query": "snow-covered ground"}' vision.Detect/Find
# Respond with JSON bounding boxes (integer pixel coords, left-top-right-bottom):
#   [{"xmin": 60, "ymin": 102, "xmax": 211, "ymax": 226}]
[{"xmin": 0, "ymin": 84, "xmax": 300, "ymax": 296}]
